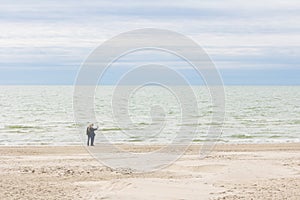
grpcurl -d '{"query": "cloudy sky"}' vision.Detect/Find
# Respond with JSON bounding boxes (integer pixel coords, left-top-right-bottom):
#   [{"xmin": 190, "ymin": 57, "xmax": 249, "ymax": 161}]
[{"xmin": 0, "ymin": 0, "xmax": 299, "ymax": 84}]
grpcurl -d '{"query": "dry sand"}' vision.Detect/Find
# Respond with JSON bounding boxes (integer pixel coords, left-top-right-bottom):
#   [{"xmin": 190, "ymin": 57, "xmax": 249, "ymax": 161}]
[{"xmin": 0, "ymin": 143, "xmax": 300, "ymax": 200}]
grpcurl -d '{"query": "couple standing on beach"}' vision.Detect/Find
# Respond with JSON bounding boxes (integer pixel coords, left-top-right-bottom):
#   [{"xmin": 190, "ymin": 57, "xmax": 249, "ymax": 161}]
[{"xmin": 86, "ymin": 123, "xmax": 98, "ymax": 146}]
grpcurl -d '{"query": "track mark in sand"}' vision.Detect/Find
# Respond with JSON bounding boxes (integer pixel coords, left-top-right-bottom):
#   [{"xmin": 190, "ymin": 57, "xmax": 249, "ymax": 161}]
[
  {"xmin": 169, "ymin": 164, "xmax": 226, "ymax": 173},
  {"xmin": 75, "ymin": 180, "xmax": 133, "ymax": 199},
  {"xmin": 101, "ymin": 180, "xmax": 132, "ymax": 192},
  {"xmin": 185, "ymin": 164, "xmax": 226, "ymax": 172}
]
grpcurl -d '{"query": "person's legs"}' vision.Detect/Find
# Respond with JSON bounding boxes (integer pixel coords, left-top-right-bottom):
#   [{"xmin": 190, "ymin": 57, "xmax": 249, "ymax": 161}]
[
  {"xmin": 91, "ymin": 135, "xmax": 95, "ymax": 146},
  {"xmin": 87, "ymin": 135, "xmax": 91, "ymax": 146}
]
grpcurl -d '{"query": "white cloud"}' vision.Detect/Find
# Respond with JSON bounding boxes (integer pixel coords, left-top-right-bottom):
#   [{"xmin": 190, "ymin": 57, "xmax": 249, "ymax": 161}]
[{"xmin": 0, "ymin": 0, "xmax": 299, "ymax": 70}]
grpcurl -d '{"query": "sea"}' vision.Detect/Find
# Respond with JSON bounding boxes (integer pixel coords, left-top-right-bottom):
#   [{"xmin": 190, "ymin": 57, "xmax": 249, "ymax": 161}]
[{"xmin": 0, "ymin": 86, "xmax": 299, "ymax": 145}]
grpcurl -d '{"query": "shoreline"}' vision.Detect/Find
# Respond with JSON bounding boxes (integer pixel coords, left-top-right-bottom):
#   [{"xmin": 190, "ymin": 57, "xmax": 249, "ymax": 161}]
[{"xmin": 1, "ymin": 142, "xmax": 300, "ymax": 151}]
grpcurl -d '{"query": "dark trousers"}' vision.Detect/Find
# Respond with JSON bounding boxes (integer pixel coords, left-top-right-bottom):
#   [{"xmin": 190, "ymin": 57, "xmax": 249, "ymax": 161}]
[{"xmin": 87, "ymin": 134, "xmax": 95, "ymax": 146}]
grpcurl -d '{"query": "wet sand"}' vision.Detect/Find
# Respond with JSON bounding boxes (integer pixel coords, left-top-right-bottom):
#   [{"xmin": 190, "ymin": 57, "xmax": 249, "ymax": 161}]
[{"xmin": 0, "ymin": 143, "xmax": 299, "ymax": 199}]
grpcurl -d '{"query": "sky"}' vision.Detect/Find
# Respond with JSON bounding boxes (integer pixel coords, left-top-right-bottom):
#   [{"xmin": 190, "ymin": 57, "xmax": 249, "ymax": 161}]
[{"xmin": 0, "ymin": 0, "xmax": 299, "ymax": 85}]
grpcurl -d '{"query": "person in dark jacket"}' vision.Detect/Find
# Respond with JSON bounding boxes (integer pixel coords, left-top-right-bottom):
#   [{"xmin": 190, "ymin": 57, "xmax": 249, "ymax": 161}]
[{"xmin": 86, "ymin": 123, "xmax": 97, "ymax": 146}]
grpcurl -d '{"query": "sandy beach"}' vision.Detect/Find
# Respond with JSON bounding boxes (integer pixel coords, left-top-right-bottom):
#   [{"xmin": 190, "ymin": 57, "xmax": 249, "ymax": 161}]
[{"xmin": 0, "ymin": 143, "xmax": 299, "ymax": 200}]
